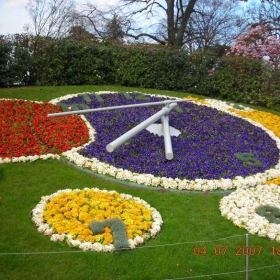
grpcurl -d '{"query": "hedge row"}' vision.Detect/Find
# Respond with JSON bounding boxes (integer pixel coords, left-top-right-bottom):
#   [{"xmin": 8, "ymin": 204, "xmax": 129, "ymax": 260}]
[{"xmin": 0, "ymin": 35, "xmax": 279, "ymax": 110}]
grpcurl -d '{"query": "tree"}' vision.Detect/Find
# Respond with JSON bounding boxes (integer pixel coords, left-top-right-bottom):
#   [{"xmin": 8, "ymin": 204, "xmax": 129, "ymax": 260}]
[
  {"xmin": 67, "ymin": 25, "xmax": 96, "ymax": 42},
  {"xmin": 25, "ymin": 0, "xmax": 76, "ymax": 38},
  {"xmin": 74, "ymin": 3, "xmax": 131, "ymax": 43},
  {"xmin": 246, "ymin": 0, "xmax": 280, "ymax": 37},
  {"xmin": 104, "ymin": 14, "xmax": 126, "ymax": 42},
  {"xmin": 117, "ymin": 0, "xmax": 273, "ymax": 48},
  {"xmin": 119, "ymin": 0, "xmax": 197, "ymax": 47},
  {"xmin": 184, "ymin": 0, "xmax": 246, "ymax": 51},
  {"xmin": 228, "ymin": 23, "xmax": 280, "ymax": 68}
]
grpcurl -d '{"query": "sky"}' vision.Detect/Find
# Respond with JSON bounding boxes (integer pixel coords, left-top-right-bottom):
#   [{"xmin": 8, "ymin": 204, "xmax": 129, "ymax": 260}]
[
  {"xmin": 0, "ymin": 0, "xmax": 30, "ymax": 34},
  {"xmin": 0, "ymin": 0, "xmax": 119, "ymax": 35},
  {"xmin": 0, "ymin": 0, "xmax": 252, "ymax": 36}
]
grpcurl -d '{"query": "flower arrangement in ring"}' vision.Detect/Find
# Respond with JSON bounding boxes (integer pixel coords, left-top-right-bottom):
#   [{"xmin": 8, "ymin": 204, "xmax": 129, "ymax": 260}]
[
  {"xmin": 220, "ymin": 184, "xmax": 280, "ymax": 242},
  {"xmin": 32, "ymin": 188, "xmax": 163, "ymax": 252}
]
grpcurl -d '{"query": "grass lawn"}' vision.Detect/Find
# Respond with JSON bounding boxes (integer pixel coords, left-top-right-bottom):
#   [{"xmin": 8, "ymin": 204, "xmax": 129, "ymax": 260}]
[{"xmin": 0, "ymin": 85, "xmax": 280, "ymax": 280}]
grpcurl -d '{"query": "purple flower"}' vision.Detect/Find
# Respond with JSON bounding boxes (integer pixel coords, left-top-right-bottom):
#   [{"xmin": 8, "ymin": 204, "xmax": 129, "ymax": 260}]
[{"xmin": 63, "ymin": 93, "xmax": 279, "ymax": 180}]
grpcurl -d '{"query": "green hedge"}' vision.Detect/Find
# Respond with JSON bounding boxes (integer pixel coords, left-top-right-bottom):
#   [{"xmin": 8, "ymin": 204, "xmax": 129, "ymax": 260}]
[
  {"xmin": 210, "ymin": 55, "xmax": 264, "ymax": 103},
  {"xmin": 0, "ymin": 34, "xmax": 279, "ymax": 110},
  {"xmin": 113, "ymin": 46, "xmax": 192, "ymax": 91}
]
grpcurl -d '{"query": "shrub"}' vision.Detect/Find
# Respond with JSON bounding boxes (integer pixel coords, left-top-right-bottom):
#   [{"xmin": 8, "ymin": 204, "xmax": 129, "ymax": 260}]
[
  {"xmin": 1, "ymin": 34, "xmax": 279, "ymax": 112},
  {"xmin": 211, "ymin": 55, "xmax": 263, "ymax": 103},
  {"xmin": 0, "ymin": 36, "xmax": 12, "ymax": 87}
]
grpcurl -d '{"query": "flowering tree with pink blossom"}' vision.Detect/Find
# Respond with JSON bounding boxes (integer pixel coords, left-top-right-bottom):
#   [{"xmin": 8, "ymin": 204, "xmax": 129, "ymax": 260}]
[{"xmin": 228, "ymin": 24, "xmax": 280, "ymax": 68}]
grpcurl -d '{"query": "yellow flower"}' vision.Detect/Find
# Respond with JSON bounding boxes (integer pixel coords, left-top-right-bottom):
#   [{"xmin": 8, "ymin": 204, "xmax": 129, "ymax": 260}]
[
  {"xmin": 183, "ymin": 95, "xmax": 209, "ymax": 105},
  {"xmin": 43, "ymin": 189, "xmax": 154, "ymax": 246},
  {"xmin": 265, "ymin": 177, "xmax": 280, "ymax": 185}
]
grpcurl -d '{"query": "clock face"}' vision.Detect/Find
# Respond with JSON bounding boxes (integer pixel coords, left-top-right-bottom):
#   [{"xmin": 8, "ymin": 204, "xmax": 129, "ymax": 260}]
[{"xmin": 60, "ymin": 92, "xmax": 279, "ymax": 181}]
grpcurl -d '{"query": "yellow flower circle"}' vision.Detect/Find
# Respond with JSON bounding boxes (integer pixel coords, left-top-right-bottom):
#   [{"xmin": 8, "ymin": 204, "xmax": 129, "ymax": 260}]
[{"xmin": 32, "ymin": 188, "xmax": 163, "ymax": 252}]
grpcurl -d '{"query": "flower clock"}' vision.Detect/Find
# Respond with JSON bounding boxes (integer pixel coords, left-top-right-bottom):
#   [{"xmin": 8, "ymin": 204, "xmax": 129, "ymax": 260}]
[
  {"xmin": 49, "ymin": 91, "xmax": 280, "ymax": 191},
  {"xmin": 32, "ymin": 188, "xmax": 162, "ymax": 252},
  {"xmin": 1, "ymin": 92, "xmax": 280, "ymax": 246},
  {"xmin": 47, "ymin": 91, "xmax": 280, "ymax": 244}
]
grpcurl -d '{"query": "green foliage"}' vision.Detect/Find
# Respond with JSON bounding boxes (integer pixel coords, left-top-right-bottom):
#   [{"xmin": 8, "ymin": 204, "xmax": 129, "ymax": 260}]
[
  {"xmin": 90, "ymin": 219, "xmax": 130, "ymax": 250},
  {"xmin": 0, "ymin": 34, "xmax": 280, "ymax": 112},
  {"xmin": 183, "ymin": 50, "xmax": 218, "ymax": 96},
  {"xmin": 32, "ymin": 36, "xmax": 67, "ymax": 85},
  {"xmin": 256, "ymin": 205, "xmax": 280, "ymax": 224},
  {"xmin": 113, "ymin": 45, "xmax": 192, "ymax": 91},
  {"xmin": 121, "ymin": 91, "xmax": 133, "ymax": 100},
  {"xmin": 266, "ymin": 96, "xmax": 280, "ymax": 112},
  {"xmin": 234, "ymin": 152, "xmax": 262, "ymax": 167},
  {"xmin": 31, "ymin": 38, "xmax": 115, "ymax": 86},
  {"xmin": 259, "ymin": 67, "xmax": 280, "ymax": 111},
  {"xmin": 211, "ymin": 55, "xmax": 263, "ymax": 103},
  {"xmin": 91, "ymin": 93, "xmax": 105, "ymax": 103},
  {"xmin": 0, "ymin": 36, "xmax": 12, "ymax": 87},
  {"xmin": 56, "ymin": 102, "xmax": 69, "ymax": 112},
  {"xmin": 79, "ymin": 93, "xmax": 92, "ymax": 103},
  {"xmin": 0, "ymin": 34, "xmax": 33, "ymax": 87}
]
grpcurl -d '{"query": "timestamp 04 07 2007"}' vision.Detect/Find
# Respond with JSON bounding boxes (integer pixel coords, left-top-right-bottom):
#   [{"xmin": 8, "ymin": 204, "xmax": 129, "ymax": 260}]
[{"xmin": 193, "ymin": 245, "xmax": 280, "ymax": 256}]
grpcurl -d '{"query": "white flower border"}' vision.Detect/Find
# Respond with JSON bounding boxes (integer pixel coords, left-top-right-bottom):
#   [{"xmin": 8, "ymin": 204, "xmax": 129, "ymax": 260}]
[
  {"xmin": 0, "ymin": 98, "xmax": 95, "ymax": 164},
  {"xmin": 220, "ymin": 184, "xmax": 280, "ymax": 242},
  {"xmin": 32, "ymin": 188, "xmax": 163, "ymax": 252},
  {"xmin": 49, "ymin": 91, "xmax": 280, "ymax": 191}
]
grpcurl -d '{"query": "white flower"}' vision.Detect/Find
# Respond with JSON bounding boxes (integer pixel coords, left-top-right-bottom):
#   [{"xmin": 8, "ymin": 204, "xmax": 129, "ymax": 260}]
[
  {"xmin": 79, "ymin": 242, "xmax": 94, "ymax": 251},
  {"xmin": 128, "ymin": 239, "xmax": 136, "ymax": 249},
  {"xmin": 220, "ymin": 185, "xmax": 280, "ymax": 242},
  {"xmin": 103, "ymin": 244, "xmax": 114, "ymax": 252},
  {"xmin": 92, "ymin": 242, "xmax": 103, "ymax": 252},
  {"xmin": 44, "ymin": 228, "xmax": 54, "ymax": 236},
  {"xmin": 50, "ymin": 234, "xmax": 65, "ymax": 242},
  {"xmin": 268, "ymin": 232, "xmax": 277, "ymax": 240},
  {"xmin": 38, "ymin": 224, "xmax": 49, "ymax": 233},
  {"xmin": 1, "ymin": 157, "xmax": 11, "ymax": 163},
  {"xmin": 68, "ymin": 239, "xmax": 82, "ymax": 248},
  {"xmin": 134, "ymin": 236, "xmax": 144, "ymax": 245}
]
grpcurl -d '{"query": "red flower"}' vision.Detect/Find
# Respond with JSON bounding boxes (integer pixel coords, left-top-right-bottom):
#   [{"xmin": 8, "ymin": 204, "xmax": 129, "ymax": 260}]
[{"xmin": 0, "ymin": 100, "xmax": 89, "ymax": 158}]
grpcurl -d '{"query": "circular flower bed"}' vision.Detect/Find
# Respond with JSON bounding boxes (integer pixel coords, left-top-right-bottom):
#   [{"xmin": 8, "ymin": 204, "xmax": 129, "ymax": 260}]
[
  {"xmin": 220, "ymin": 184, "xmax": 280, "ymax": 242},
  {"xmin": 0, "ymin": 99, "xmax": 93, "ymax": 163},
  {"xmin": 32, "ymin": 188, "xmax": 163, "ymax": 252},
  {"xmin": 51, "ymin": 92, "xmax": 280, "ymax": 191}
]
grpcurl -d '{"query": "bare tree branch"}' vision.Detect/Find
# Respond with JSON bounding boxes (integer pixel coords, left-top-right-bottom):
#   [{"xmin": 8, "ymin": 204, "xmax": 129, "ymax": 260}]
[{"xmin": 26, "ymin": 0, "xmax": 75, "ymax": 38}]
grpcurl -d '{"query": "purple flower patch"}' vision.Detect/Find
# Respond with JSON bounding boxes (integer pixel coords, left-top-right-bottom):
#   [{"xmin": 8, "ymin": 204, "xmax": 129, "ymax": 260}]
[{"xmin": 62, "ymin": 93, "xmax": 279, "ymax": 180}]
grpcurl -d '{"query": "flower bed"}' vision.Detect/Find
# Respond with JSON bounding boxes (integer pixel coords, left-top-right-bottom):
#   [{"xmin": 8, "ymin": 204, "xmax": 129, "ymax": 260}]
[
  {"xmin": 32, "ymin": 188, "xmax": 163, "ymax": 252},
  {"xmin": 228, "ymin": 108, "xmax": 280, "ymax": 138},
  {"xmin": 220, "ymin": 184, "xmax": 280, "ymax": 242},
  {"xmin": 1, "ymin": 93, "xmax": 280, "ymax": 191},
  {"xmin": 50, "ymin": 92, "xmax": 280, "ymax": 191},
  {"xmin": 1, "ymin": 93, "xmax": 279, "ymax": 246},
  {"xmin": 0, "ymin": 99, "xmax": 92, "ymax": 163}
]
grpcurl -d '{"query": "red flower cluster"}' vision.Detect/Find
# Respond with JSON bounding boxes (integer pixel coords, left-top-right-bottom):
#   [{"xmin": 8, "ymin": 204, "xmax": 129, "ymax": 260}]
[{"xmin": 0, "ymin": 99, "xmax": 89, "ymax": 158}]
